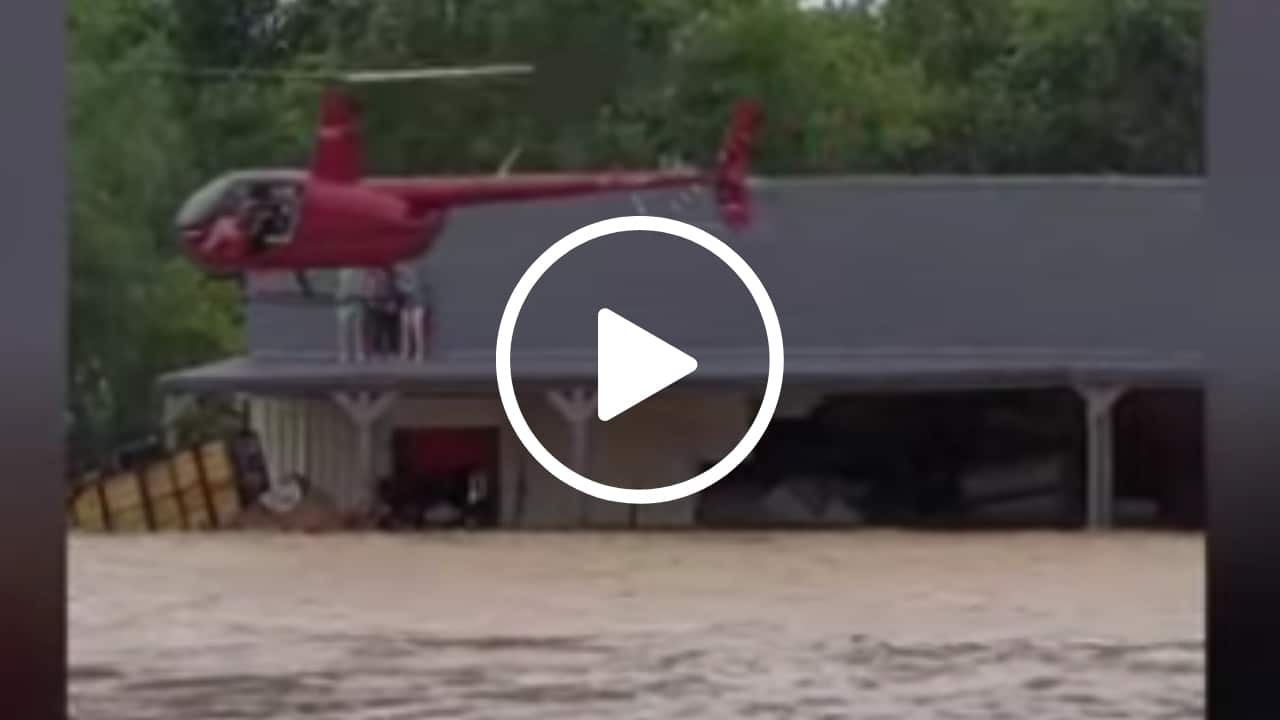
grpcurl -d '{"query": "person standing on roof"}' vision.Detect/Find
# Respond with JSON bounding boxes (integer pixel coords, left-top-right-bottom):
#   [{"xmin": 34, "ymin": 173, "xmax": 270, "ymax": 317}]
[
  {"xmin": 395, "ymin": 262, "xmax": 430, "ymax": 362},
  {"xmin": 364, "ymin": 266, "xmax": 401, "ymax": 359},
  {"xmin": 335, "ymin": 268, "xmax": 367, "ymax": 363}
]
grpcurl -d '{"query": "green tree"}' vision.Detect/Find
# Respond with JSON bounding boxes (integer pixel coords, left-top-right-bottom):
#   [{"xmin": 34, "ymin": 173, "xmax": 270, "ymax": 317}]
[
  {"xmin": 996, "ymin": 0, "xmax": 1203, "ymax": 173},
  {"xmin": 68, "ymin": 0, "xmax": 241, "ymax": 461},
  {"xmin": 667, "ymin": 0, "xmax": 935, "ymax": 173},
  {"xmin": 879, "ymin": 0, "xmax": 1019, "ymax": 172},
  {"xmin": 878, "ymin": 0, "xmax": 1202, "ymax": 173}
]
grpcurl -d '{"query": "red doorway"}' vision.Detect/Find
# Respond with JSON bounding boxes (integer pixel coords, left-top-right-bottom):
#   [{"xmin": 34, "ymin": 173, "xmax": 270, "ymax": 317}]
[
  {"xmin": 393, "ymin": 427, "xmax": 499, "ymax": 477},
  {"xmin": 389, "ymin": 427, "xmax": 501, "ymax": 527}
]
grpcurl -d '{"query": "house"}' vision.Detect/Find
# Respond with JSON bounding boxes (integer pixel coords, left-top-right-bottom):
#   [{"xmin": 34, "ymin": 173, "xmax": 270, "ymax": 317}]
[{"xmin": 158, "ymin": 176, "xmax": 1206, "ymax": 529}]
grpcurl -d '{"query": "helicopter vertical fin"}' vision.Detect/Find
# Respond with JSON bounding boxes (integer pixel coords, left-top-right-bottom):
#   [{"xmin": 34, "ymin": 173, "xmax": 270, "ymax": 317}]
[
  {"xmin": 714, "ymin": 100, "xmax": 762, "ymax": 231},
  {"xmin": 308, "ymin": 88, "xmax": 362, "ymax": 183}
]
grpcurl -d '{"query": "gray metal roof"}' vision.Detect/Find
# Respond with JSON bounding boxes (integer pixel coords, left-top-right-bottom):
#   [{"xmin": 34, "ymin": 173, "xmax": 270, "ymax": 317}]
[{"xmin": 159, "ymin": 347, "xmax": 1204, "ymax": 395}]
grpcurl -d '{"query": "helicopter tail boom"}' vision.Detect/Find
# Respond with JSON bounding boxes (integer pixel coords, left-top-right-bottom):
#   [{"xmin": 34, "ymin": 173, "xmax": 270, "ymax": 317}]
[{"xmin": 373, "ymin": 100, "xmax": 762, "ymax": 229}]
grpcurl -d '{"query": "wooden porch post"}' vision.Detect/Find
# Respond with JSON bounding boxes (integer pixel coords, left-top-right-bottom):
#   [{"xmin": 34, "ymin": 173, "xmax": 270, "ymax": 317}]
[
  {"xmin": 547, "ymin": 386, "xmax": 597, "ymax": 526},
  {"xmin": 333, "ymin": 390, "xmax": 399, "ymax": 514},
  {"xmin": 1075, "ymin": 384, "xmax": 1127, "ymax": 530}
]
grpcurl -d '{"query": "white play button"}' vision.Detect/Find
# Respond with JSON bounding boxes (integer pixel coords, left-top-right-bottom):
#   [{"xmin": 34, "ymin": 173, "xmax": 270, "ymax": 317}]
[
  {"xmin": 596, "ymin": 308, "xmax": 699, "ymax": 422},
  {"xmin": 496, "ymin": 215, "xmax": 784, "ymax": 505}
]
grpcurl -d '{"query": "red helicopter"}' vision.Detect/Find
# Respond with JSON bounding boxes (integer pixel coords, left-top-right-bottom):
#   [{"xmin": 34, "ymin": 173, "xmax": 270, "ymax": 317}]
[{"xmin": 174, "ymin": 64, "xmax": 762, "ymax": 291}]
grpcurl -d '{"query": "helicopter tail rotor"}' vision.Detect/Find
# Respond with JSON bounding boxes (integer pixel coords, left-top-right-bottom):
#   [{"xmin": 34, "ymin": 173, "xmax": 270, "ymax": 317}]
[
  {"xmin": 310, "ymin": 89, "xmax": 363, "ymax": 182},
  {"xmin": 713, "ymin": 100, "xmax": 762, "ymax": 231}
]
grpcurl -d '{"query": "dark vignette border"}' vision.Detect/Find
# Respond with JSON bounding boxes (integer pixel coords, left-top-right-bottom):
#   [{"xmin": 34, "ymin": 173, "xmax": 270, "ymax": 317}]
[
  {"xmin": 0, "ymin": 1, "xmax": 67, "ymax": 718},
  {"xmin": 3, "ymin": 0, "xmax": 1276, "ymax": 717},
  {"xmin": 1203, "ymin": 0, "xmax": 1280, "ymax": 712},
  {"xmin": 1207, "ymin": 0, "xmax": 1280, "ymax": 717}
]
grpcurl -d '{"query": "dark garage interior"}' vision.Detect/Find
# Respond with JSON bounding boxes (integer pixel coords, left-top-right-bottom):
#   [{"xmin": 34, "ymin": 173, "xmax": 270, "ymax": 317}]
[{"xmin": 695, "ymin": 387, "xmax": 1204, "ymax": 530}]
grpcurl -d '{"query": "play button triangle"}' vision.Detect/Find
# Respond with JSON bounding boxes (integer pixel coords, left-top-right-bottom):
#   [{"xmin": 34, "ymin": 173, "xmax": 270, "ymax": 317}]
[{"xmin": 597, "ymin": 308, "xmax": 699, "ymax": 422}]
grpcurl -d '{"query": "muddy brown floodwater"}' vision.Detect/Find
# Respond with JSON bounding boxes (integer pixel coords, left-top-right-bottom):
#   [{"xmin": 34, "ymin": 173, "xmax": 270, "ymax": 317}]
[{"xmin": 69, "ymin": 531, "xmax": 1204, "ymax": 719}]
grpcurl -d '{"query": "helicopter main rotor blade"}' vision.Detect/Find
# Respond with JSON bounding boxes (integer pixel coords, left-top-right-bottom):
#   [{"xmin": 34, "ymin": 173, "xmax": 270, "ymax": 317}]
[
  {"xmin": 342, "ymin": 65, "xmax": 535, "ymax": 83},
  {"xmin": 496, "ymin": 143, "xmax": 525, "ymax": 176},
  {"xmin": 86, "ymin": 63, "xmax": 534, "ymax": 84}
]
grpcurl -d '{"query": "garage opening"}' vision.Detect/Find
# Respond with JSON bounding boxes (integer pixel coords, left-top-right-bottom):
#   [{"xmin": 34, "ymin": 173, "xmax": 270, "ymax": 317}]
[
  {"xmin": 380, "ymin": 427, "xmax": 501, "ymax": 529},
  {"xmin": 695, "ymin": 388, "xmax": 1204, "ymax": 530}
]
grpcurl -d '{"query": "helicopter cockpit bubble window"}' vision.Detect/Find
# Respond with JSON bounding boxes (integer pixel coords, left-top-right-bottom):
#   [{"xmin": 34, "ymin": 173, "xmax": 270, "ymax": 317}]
[
  {"xmin": 176, "ymin": 170, "xmax": 306, "ymax": 231},
  {"xmin": 175, "ymin": 174, "xmax": 240, "ymax": 229}
]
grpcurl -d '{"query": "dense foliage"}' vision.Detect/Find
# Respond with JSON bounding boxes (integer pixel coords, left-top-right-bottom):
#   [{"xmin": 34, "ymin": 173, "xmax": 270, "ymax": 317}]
[{"xmin": 67, "ymin": 0, "xmax": 1203, "ymax": 459}]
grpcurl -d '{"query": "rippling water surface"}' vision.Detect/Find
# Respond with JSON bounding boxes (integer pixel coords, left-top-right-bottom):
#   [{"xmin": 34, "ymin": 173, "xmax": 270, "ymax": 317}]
[{"xmin": 70, "ymin": 531, "xmax": 1204, "ymax": 719}]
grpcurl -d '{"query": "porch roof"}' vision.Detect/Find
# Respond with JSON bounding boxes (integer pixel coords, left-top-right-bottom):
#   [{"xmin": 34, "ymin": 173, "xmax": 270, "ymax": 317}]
[{"xmin": 158, "ymin": 347, "xmax": 1205, "ymax": 396}]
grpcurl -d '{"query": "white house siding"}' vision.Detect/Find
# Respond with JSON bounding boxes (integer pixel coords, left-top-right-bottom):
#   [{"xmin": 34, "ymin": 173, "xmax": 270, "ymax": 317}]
[
  {"xmin": 248, "ymin": 396, "xmax": 310, "ymax": 489},
  {"xmin": 301, "ymin": 398, "xmax": 365, "ymax": 512},
  {"xmin": 248, "ymin": 396, "xmax": 365, "ymax": 512}
]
